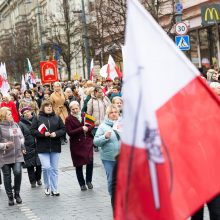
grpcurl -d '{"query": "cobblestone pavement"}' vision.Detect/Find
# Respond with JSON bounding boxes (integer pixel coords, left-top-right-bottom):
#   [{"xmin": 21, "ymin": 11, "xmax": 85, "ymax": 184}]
[
  {"xmin": 0, "ymin": 143, "xmax": 112, "ymax": 220},
  {"xmin": 0, "ymin": 143, "xmax": 210, "ymax": 220}
]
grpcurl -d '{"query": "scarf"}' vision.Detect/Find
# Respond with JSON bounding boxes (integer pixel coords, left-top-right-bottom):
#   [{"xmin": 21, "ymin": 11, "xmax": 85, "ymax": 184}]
[
  {"xmin": 23, "ymin": 97, "xmax": 32, "ymax": 103},
  {"xmin": 72, "ymin": 112, "xmax": 82, "ymax": 123}
]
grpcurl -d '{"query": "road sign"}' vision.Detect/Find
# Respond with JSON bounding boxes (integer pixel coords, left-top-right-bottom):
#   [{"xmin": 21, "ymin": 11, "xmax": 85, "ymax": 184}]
[
  {"xmin": 175, "ymin": 3, "xmax": 183, "ymax": 13},
  {"xmin": 175, "ymin": 22, "xmax": 188, "ymax": 35},
  {"xmin": 175, "ymin": 35, "xmax": 190, "ymax": 51}
]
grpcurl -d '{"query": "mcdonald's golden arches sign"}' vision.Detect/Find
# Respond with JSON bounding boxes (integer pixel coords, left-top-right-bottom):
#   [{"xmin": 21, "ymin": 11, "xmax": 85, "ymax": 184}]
[{"xmin": 201, "ymin": 4, "xmax": 220, "ymax": 26}]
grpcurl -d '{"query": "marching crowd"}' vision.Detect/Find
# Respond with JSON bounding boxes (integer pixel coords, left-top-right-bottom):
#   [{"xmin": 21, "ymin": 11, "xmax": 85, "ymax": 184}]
[
  {"xmin": 0, "ymin": 77, "xmax": 122, "ymax": 208},
  {"xmin": 0, "ymin": 67, "xmax": 220, "ymax": 219}
]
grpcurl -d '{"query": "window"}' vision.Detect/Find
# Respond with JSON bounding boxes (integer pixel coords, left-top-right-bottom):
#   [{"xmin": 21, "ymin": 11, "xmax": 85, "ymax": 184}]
[
  {"xmin": 188, "ymin": 30, "xmax": 200, "ymax": 67},
  {"xmin": 199, "ymin": 28, "xmax": 210, "ymax": 69}
]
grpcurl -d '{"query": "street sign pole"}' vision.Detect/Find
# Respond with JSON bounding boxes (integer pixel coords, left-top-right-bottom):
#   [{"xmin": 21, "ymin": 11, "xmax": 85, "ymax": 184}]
[{"xmin": 174, "ymin": 1, "xmax": 191, "ymax": 51}]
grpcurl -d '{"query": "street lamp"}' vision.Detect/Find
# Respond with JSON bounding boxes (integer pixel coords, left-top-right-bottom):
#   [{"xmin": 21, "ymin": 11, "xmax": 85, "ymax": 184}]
[
  {"xmin": 25, "ymin": 0, "xmax": 44, "ymax": 61},
  {"xmin": 81, "ymin": 0, "xmax": 91, "ymax": 79},
  {"xmin": 73, "ymin": 0, "xmax": 91, "ymax": 79}
]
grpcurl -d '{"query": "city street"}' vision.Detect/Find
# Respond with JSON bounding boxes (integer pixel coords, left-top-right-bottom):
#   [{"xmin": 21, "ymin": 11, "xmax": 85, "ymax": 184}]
[
  {"xmin": 0, "ymin": 141, "xmax": 211, "ymax": 220},
  {"xmin": 0, "ymin": 143, "xmax": 112, "ymax": 220}
]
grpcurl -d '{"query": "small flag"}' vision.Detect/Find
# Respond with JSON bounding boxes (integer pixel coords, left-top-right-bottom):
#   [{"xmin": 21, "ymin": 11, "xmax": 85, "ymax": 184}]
[
  {"xmin": 21, "ymin": 75, "xmax": 27, "ymax": 93},
  {"xmin": 26, "ymin": 58, "xmax": 36, "ymax": 89},
  {"xmin": 38, "ymin": 124, "xmax": 48, "ymax": 134},
  {"xmin": 0, "ymin": 62, "xmax": 10, "ymax": 95},
  {"xmin": 84, "ymin": 114, "xmax": 95, "ymax": 127},
  {"xmin": 99, "ymin": 56, "xmax": 123, "ymax": 80},
  {"xmin": 107, "ymin": 55, "xmax": 122, "ymax": 79},
  {"xmin": 90, "ymin": 59, "xmax": 94, "ymax": 81}
]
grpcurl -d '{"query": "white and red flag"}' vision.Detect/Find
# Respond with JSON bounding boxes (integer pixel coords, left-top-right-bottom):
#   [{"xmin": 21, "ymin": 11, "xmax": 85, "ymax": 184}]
[
  {"xmin": 115, "ymin": 0, "xmax": 220, "ymax": 220},
  {"xmin": 21, "ymin": 75, "xmax": 27, "ymax": 93},
  {"xmin": 89, "ymin": 59, "xmax": 94, "ymax": 81},
  {"xmin": 107, "ymin": 55, "xmax": 122, "ymax": 79},
  {"xmin": 26, "ymin": 58, "xmax": 36, "ymax": 89},
  {"xmin": 100, "ymin": 55, "xmax": 122, "ymax": 80},
  {"xmin": 0, "ymin": 62, "xmax": 10, "ymax": 96},
  {"xmin": 38, "ymin": 124, "xmax": 48, "ymax": 134}
]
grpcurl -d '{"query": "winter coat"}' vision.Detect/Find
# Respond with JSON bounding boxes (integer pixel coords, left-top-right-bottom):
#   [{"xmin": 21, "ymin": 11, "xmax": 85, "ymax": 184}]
[
  {"xmin": 87, "ymin": 95, "xmax": 111, "ymax": 127},
  {"xmin": 19, "ymin": 116, "xmax": 41, "ymax": 168},
  {"xmin": 82, "ymin": 95, "xmax": 91, "ymax": 113},
  {"xmin": 65, "ymin": 113, "xmax": 94, "ymax": 167},
  {"xmin": 19, "ymin": 98, "xmax": 39, "ymax": 115},
  {"xmin": 31, "ymin": 111, "xmax": 66, "ymax": 153},
  {"xmin": 50, "ymin": 92, "xmax": 68, "ymax": 123},
  {"xmin": 93, "ymin": 118, "xmax": 120, "ymax": 161},
  {"xmin": 0, "ymin": 101, "xmax": 19, "ymax": 122},
  {"xmin": 0, "ymin": 121, "xmax": 25, "ymax": 168},
  {"xmin": 109, "ymin": 92, "xmax": 122, "ymax": 102}
]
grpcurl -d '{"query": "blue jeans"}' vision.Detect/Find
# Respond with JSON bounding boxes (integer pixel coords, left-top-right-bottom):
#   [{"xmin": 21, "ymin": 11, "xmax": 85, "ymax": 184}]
[
  {"xmin": 102, "ymin": 160, "xmax": 116, "ymax": 197},
  {"xmin": 38, "ymin": 153, "xmax": 60, "ymax": 192}
]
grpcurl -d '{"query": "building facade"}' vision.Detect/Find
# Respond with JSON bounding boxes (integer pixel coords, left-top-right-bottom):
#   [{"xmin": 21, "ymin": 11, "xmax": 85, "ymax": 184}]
[
  {"xmin": 182, "ymin": 0, "xmax": 220, "ymax": 71},
  {"xmin": 0, "ymin": 0, "xmax": 219, "ymax": 82},
  {"xmin": 0, "ymin": 0, "xmax": 93, "ymax": 81}
]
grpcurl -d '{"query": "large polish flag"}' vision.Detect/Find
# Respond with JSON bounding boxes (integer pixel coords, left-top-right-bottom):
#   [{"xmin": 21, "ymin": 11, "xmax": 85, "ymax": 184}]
[{"xmin": 115, "ymin": 0, "xmax": 220, "ymax": 220}]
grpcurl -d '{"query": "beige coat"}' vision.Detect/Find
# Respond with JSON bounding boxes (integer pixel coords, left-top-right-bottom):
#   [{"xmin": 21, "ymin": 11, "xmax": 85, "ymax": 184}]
[
  {"xmin": 87, "ymin": 95, "xmax": 111, "ymax": 127},
  {"xmin": 50, "ymin": 92, "xmax": 68, "ymax": 123}
]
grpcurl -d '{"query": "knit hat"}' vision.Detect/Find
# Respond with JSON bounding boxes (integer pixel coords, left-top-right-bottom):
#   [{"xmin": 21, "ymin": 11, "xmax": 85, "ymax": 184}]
[{"xmin": 20, "ymin": 107, "xmax": 32, "ymax": 115}]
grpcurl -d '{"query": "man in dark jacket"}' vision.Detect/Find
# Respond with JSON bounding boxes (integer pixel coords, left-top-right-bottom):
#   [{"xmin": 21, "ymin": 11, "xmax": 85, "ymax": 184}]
[{"xmin": 19, "ymin": 107, "xmax": 42, "ymax": 188}]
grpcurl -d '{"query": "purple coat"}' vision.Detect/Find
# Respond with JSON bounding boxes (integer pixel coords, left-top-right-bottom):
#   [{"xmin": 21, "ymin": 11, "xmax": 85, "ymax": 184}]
[{"xmin": 65, "ymin": 113, "xmax": 94, "ymax": 167}]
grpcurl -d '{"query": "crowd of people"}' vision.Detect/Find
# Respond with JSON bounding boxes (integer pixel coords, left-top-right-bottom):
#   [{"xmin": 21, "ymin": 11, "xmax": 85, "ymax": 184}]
[
  {"xmin": 0, "ymin": 77, "xmax": 122, "ymax": 208},
  {"xmin": 0, "ymin": 67, "xmax": 219, "ymax": 219}
]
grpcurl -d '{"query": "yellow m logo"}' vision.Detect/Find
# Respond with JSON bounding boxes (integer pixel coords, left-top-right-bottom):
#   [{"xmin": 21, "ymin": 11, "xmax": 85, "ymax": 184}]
[{"xmin": 205, "ymin": 8, "xmax": 220, "ymax": 21}]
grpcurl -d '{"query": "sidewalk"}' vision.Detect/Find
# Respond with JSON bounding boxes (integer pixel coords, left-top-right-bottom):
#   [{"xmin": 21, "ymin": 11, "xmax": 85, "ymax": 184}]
[{"xmin": 0, "ymin": 144, "xmax": 112, "ymax": 220}]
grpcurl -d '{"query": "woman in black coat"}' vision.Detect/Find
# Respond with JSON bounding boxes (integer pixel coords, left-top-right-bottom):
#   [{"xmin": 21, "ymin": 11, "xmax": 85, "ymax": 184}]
[
  {"xmin": 19, "ymin": 107, "xmax": 42, "ymax": 188},
  {"xmin": 31, "ymin": 100, "xmax": 66, "ymax": 196}
]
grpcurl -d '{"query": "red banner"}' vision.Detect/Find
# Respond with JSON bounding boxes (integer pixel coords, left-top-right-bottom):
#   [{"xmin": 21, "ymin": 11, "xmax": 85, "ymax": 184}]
[{"xmin": 40, "ymin": 61, "xmax": 58, "ymax": 84}]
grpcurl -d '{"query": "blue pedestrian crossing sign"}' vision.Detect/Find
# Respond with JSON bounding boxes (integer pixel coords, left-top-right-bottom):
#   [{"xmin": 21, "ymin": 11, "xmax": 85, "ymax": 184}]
[{"xmin": 175, "ymin": 35, "xmax": 190, "ymax": 51}]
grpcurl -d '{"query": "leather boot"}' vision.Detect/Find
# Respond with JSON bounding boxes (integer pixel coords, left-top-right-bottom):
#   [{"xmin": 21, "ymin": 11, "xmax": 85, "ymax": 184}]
[
  {"xmin": 8, "ymin": 195, "xmax": 14, "ymax": 206},
  {"xmin": 14, "ymin": 193, "xmax": 22, "ymax": 204}
]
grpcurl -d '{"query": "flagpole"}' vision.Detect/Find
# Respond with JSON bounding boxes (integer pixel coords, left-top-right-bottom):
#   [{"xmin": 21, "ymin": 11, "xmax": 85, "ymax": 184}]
[
  {"xmin": 81, "ymin": 0, "xmax": 91, "ymax": 79},
  {"xmin": 148, "ymin": 161, "xmax": 160, "ymax": 209}
]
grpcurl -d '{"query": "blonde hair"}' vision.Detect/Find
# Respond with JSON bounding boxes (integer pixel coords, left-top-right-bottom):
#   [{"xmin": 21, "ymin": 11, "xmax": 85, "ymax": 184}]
[
  {"xmin": 105, "ymin": 104, "xmax": 119, "ymax": 118},
  {"xmin": 0, "ymin": 107, "xmax": 11, "ymax": 121},
  {"xmin": 86, "ymin": 80, "xmax": 93, "ymax": 87},
  {"xmin": 85, "ymin": 87, "xmax": 94, "ymax": 96},
  {"xmin": 2, "ymin": 94, "xmax": 11, "ymax": 102},
  {"xmin": 53, "ymin": 81, "xmax": 61, "ymax": 87}
]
